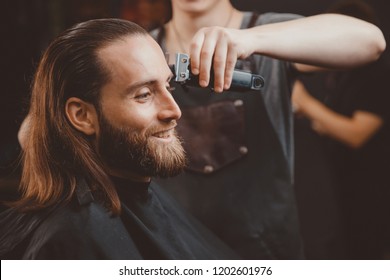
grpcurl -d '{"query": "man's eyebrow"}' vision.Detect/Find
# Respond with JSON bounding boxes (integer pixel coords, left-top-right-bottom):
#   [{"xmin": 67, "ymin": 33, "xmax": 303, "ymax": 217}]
[{"xmin": 123, "ymin": 80, "xmax": 157, "ymax": 96}]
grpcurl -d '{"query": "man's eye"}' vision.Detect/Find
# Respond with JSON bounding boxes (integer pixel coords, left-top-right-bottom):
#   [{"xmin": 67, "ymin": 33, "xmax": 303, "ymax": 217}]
[{"xmin": 134, "ymin": 92, "xmax": 152, "ymax": 101}]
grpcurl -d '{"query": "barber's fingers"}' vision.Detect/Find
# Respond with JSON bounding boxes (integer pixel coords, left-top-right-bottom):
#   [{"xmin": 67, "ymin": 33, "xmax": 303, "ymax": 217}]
[
  {"xmin": 223, "ymin": 44, "xmax": 238, "ymax": 90},
  {"xmin": 190, "ymin": 27, "xmax": 241, "ymax": 92},
  {"xmin": 189, "ymin": 30, "xmax": 204, "ymax": 76},
  {"xmin": 212, "ymin": 36, "xmax": 229, "ymax": 92},
  {"xmin": 190, "ymin": 28, "xmax": 218, "ymax": 88}
]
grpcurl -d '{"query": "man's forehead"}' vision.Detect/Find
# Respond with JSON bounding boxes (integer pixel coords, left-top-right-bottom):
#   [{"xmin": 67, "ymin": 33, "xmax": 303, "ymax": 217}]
[
  {"xmin": 99, "ymin": 35, "xmax": 144, "ymax": 58},
  {"xmin": 97, "ymin": 35, "xmax": 172, "ymax": 92},
  {"xmin": 98, "ymin": 35, "xmax": 165, "ymax": 69}
]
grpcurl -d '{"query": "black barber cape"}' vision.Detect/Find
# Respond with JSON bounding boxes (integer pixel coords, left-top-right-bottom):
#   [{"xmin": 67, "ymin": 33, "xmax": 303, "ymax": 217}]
[{"xmin": 0, "ymin": 178, "xmax": 237, "ymax": 259}]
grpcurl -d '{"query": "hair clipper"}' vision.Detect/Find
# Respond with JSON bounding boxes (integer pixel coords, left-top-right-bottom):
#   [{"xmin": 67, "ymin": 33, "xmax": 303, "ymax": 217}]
[{"xmin": 170, "ymin": 53, "xmax": 264, "ymax": 91}]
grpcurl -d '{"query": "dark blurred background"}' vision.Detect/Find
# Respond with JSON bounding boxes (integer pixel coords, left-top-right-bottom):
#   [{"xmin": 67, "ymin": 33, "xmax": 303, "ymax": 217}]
[{"xmin": 0, "ymin": 0, "xmax": 388, "ymax": 197}]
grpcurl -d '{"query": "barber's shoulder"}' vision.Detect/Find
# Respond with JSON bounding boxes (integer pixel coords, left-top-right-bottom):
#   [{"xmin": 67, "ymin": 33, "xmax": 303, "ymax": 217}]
[{"xmin": 257, "ymin": 12, "xmax": 304, "ymax": 25}]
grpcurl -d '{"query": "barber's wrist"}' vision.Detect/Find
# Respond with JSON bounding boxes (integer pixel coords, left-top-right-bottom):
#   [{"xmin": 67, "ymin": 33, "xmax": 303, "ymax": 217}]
[{"xmin": 297, "ymin": 93, "xmax": 317, "ymax": 117}]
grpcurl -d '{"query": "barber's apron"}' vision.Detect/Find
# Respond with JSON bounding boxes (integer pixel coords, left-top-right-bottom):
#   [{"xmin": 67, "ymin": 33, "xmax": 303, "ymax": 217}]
[
  {"xmin": 156, "ymin": 59, "xmax": 303, "ymax": 259},
  {"xmin": 154, "ymin": 12, "xmax": 303, "ymax": 259}
]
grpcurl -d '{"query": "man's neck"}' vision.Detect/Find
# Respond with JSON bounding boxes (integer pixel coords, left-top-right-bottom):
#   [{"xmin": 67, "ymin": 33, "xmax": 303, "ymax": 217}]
[
  {"xmin": 108, "ymin": 169, "xmax": 151, "ymax": 183},
  {"xmin": 168, "ymin": 1, "xmax": 241, "ymax": 52}
]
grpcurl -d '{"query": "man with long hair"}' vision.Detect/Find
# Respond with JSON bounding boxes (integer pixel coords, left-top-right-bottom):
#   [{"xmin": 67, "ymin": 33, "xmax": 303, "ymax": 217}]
[{"xmin": 0, "ymin": 18, "xmax": 236, "ymax": 259}]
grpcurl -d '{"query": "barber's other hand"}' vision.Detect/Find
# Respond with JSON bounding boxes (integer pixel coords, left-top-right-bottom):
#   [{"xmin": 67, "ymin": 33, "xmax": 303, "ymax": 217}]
[
  {"xmin": 189, "ymin": 27, "xmax": 252, "ymax": 93},
  {"xmin": 291, "ymin": 80, "xmax": 314, "ymax": 117}
]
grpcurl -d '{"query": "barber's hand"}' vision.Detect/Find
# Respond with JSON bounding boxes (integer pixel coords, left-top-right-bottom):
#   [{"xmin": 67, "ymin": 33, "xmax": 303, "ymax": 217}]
[
  {"xmin": 189, "ymin": 27, "xmax": 252, "ymax": 93},
  {"xmin": 291, "ymin": 80, "xmax": 314, "ymax": 117},
  {"xmin": 18, "ymin": 114, "xmax": 32, "ymax": 150}
]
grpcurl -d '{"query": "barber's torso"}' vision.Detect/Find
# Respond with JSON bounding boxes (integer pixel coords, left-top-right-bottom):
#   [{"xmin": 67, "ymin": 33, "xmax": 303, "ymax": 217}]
[{"xmin": 150, "ymin": 12, "xmax": 304, "ymax": 259}]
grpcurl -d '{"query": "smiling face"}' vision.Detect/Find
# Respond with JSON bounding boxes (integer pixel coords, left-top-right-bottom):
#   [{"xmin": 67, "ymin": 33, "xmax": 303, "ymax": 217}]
[{"xmin": 95, "ymin": 34, "xmax": 186, "ymax": 180}]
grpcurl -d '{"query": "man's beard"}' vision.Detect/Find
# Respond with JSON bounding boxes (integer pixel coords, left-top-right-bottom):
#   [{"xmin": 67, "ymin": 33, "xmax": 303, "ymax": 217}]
[{"xmin": 98, "ymin": 115, "xmax": 186, "ymax": 178}]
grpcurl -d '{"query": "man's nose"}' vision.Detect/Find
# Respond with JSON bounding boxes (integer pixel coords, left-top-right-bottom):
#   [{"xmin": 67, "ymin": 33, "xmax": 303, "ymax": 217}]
[{"xmin": 157, "ymin": 90, "xmax": 182, "ymax": 121}]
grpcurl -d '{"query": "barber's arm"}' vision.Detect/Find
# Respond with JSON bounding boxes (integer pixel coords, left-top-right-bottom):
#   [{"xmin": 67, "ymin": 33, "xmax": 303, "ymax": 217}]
[
  {"xmin": 189, "ymin": 14, "xmax": 386, "ymax": 92},
  {"xmin": 292, "ymin": 80, "xmax": 383, "ymax": 149},
  {"xmin": 18, "ymin": 114, "xmax": 31, "ymax": 150}
]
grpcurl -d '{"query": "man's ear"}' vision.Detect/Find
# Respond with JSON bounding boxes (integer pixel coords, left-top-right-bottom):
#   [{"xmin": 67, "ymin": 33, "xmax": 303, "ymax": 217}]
[{"xmin": 65, "ymin": 97, "xmax": 98, "ymax": 136}]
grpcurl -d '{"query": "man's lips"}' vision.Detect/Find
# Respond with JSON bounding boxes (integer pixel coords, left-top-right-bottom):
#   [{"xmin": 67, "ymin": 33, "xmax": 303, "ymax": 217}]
[{"xmin": 151, "ymin": 127, "xmax": 176, "ymax": 139}]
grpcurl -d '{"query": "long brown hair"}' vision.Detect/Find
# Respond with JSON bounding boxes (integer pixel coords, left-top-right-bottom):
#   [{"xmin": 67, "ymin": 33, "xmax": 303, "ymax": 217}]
[{"xmin": 17, "ymin": 19, "xmax": 147, "ymax": 215}]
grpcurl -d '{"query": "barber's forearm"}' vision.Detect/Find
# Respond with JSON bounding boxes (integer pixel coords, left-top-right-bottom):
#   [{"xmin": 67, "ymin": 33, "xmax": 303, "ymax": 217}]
[
  {"xmin": 298, "ymin": 97, "xmax": 382, "ymax": 148},
  {"xmin": 244, "ymin": 14, "xmax": 386, "ymax": 68},
  {"xmin": 303, "ymin": 99, "xmax": 360, "ymax": 145}
]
